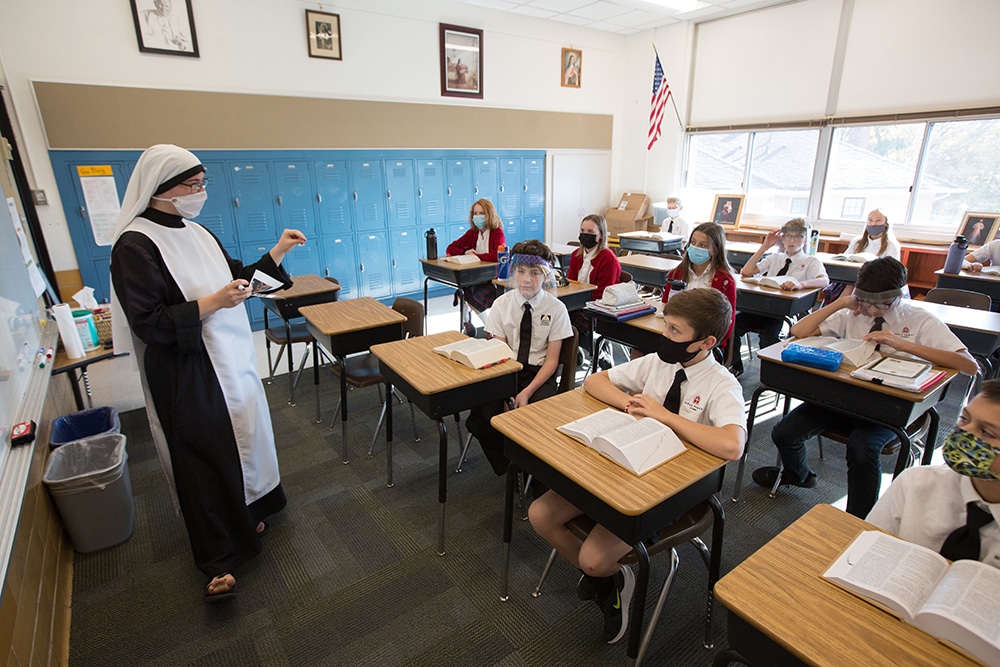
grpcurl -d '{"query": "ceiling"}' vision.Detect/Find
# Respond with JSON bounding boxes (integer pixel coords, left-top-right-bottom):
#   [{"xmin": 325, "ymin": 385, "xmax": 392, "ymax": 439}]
[{"xmin": 463, "ymin": 0, "xmax": 794, "ymax": 35}]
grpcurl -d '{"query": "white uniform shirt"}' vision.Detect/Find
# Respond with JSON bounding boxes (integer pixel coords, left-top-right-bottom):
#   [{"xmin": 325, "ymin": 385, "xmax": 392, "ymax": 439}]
[
  {"xmin": 969, "ymin": 239, "xmax": 1000, "ymax": 265},
  {"xmin": 820, "ymin": 301, "xmax": 965, "ymax": 357},
  {"xmin": 608, "ymin": 353, "xmax": 746, "ymax": 432},
  {"xmin": 579, "ymin": 246, "xmax": 599, "ymax": 285},
  {"xmin": 756, "ymin": 251, "xmax": 827, "ymax": 283},
  {"xmin": 867, "ymin": 465, "xmax": 1000, "ymax": 569},
  {"xmin": 664, "ymin": 215, "xmax": 690, "ymax": 242},
  {"xmin": 475, "ymin": 230, "xmax": 490, "ymax": 255},
  {"xmin": 486, "ymin": 288, "xmax": 572, "ymax": 367},
  {"xmin": 847, "ymin": 234, "xmax": 902, "ymax": 260},
  {"xmin": 685, "ymin": 266, "xmax": 714, "ymax": 290}
]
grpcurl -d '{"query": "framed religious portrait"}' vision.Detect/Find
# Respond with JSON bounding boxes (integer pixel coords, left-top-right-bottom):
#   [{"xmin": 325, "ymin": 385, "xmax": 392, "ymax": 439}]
[
  {"xmin": 130, "ymin": 0, "xmax": 199, "ymax": 57},
  {"xmin": 440, "ymin": 24, "xmax": 483, "ymax": 99},
  {"xmin": 711, "ymin": 194, "xmax": 745, "ymax": 228},
  {"xmin": 305, "ymin": 10, "xmax": 342, "ymax": 60},
  {"xmin": 956, "ymin": 211, "xmax": 1000, "ymax": 249},
  {"xmin": 561, "ymin": 48, "xmax": 581, "ymax": 88}
]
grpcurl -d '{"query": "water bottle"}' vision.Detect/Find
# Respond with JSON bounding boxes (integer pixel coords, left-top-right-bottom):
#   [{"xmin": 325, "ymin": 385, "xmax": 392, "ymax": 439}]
[
  {"xmin": 425, "ymin": 228, "xmax": 438, "ymax": 260},
  {"xmin": 808, "ymin": 229, "xmax": 820, "ymax": 256},
  {"xmin": 496, "ymin": 244, "xmax": 510, "ymax": 280},
  {"xmin": 666, "ymin": 279, "xmax": 686, "ymax": 301},
  {"xmin": 943, "ymin": 235, "xmax": 968, "ymax": 274}
]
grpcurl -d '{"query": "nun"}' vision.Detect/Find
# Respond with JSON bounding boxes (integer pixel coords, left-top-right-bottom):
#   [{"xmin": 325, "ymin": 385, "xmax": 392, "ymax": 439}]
[{"xmin": 110, "ymin": 144, "xmax": 305, "ymax": 602}]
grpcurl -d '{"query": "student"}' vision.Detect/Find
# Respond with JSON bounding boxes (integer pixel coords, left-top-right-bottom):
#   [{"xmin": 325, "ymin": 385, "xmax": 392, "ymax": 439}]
[
  {"xmin": 730, "ymin": 218, "xmax": 830, "ymax": 377},
  {"xmin": 867, "ymin": 379, "xmax": 1000, "ymax": 568},
  {"xmin": 662, "ymin": 195, "xmax": 689, "ymax": 243},
  {"xmin": 446, "ymin": 198, "xmax": 505, "ymax": 336},
  {"xmin": 661, "ymin": 222, "xmax": 737, "ymax": 354},
  {"xmin": 465, "ymin": 240, "xmax": 572, "ymax": 475},
  {"xmin": 528, "ymin": 288, "xmax": 746, "ymax": 644},
  {"xmin": 567, "ymin": 213, "xmax": 621, "ymax": 347},
  {"xmin": 822, "ymin": 209, "xmax": 901, "ymax": 305},
  {"xmin": 754, "ymin": 257, "xmax": 978, "ymax": 518},
  {"xmin": 963, "ymin": 237, "xmax": 1000, "ymax": 272}
]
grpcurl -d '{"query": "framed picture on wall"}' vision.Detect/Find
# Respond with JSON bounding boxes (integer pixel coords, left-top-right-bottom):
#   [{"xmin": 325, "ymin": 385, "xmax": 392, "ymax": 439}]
[
  {"xmin": 305, "ymin": 10, "xmax": 342, "ymax": 60},
  {"xmin": 129, "ymin": 0, "xmax": 199, "ymax": 57},
  {"xmin": 440, "ymin": 24, "xmax": 483, "ymax": 99},
  {"xmin": 956, "ymin": 211, "xmax": 999, "ymax": 248},
  {"xmin": 561, "ymin": 48, "xmax": 581, "ymax": 88},
  {"xmin": 711, "ymin": 194, "xmax": 745, "ymax": 228}
]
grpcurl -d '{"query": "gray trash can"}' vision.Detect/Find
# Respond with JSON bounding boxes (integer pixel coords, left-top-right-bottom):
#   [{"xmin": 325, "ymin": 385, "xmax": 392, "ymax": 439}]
[{"xmin": 42, "ymin": 433, "xmax": 134, "ymax": 553}]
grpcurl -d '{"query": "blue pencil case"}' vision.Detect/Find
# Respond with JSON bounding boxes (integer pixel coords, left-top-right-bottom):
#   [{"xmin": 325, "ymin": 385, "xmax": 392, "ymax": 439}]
[{"xmin": 781, "ymin": 343, "xmax": 843, "ymax": 371}]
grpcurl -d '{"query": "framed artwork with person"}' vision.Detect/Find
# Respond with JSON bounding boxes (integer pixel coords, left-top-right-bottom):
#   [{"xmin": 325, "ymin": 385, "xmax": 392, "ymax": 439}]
[
  {"xmin": 710, "ymin": 194, "xmax": 745, "ymax": 228},
  {"xmin": 561, "ymin": 48, "xmax": 581, "ymax": 88},
  {"xmin": 956, "ymin": 212, "xmax": 999, "ymax": 248}
]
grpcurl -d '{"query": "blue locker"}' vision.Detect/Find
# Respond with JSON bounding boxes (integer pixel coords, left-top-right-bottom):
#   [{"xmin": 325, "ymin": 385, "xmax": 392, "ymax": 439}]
[
  {"xmin": 282, "ymin": 241, "xmax": 323, "ymax": 278},
  {"xmin": 313, "ymin": 160, "xmax": 354, "ymax": 235},
  {"xmin": 415, "ymin": 159, "xmax": 446, "ymax": 227},
  {"xmin": 350, "ymin": 159, "xmax": 386, "ymax": 232},
  {"xmin": 273, "ymin": 160, "xmax": 317, "ymax": 237},
  {"xmin": 385, "ymin": 159, "xmax": 417, "ymax": 229},
  {"xmin": 198, "ymin": 159, "xmax": 239, "ymax": 248},
  {"xmin": 357, "ymin": 232, "xmax": 393, "ymax": 299},
  {"xmin": 504, "ymin": 219, "xmax": 522, "ymax": 249},
  {"xmin": 447, "ymin": 222, "xmax": 470, "ymax": 252},
  {"xmin": 522, "ymin": 216, "xmax": 544, "ymax": 242},
  {"xmin": 524, "ymin": 157, "xmax": 545, "ymax": 217},
  {"xmin": 473, "ymin": 158, "xmax": 499, "ymax": 205},
  {"xmin": 241, "ymin": 241, "xmax": 273, "ymax": 327},
  {"xmin": 499, "ymin": 158, "xmax": 523, "ymax": 220},
  {"xmin": 230, "ymin": 161, "xmax": 279, "ymax": 242},
  {"xmin": 320, "ymin": 236, "xmax": 359, "ymax": 299},
  {"xmin": 389, "ymin": 229, "xmax": 422, "ymax": 295},
  {"xmin": 445, "ymin": 159, "xmax": 473, "ymax": 222}
]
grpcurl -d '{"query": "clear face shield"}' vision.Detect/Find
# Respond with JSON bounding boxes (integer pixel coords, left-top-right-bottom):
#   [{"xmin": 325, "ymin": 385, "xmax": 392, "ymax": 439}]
[
  {"xmin": 852, "ymin": 286, "xmax": 904, "ymax": 315},
  {"xmin": 778, "ymin": 224, "xmax": 808, "ymax": 254},
  {"xmin": 504, "ymin": 254, "xmax": 558, "ymax": 298}
]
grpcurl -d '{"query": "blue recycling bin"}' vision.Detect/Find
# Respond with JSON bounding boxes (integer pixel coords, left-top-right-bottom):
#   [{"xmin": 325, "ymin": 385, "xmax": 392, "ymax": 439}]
[{"xmin": 49, "ymin": 406, "xmax": 120, "ymax": 448}]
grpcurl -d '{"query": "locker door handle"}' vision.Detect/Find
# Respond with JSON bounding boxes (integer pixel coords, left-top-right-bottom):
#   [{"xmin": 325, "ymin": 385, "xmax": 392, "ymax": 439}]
[
  {"xmin": 500, "ymin": 184, "xmax": 504, "ymax": 193},
  {"xmin": 316, "ymin": 193, "xmax": 322, "ymax": 203},
  {"xmin": 523, "ymin": 184, "xmax": 528, "ymax": 191},
  {"xmin": 474, "ymin": 186, "xmax": 479, "ymax": 195},
  {"xmin": 447, "ymin": 187, "xmax": 452, "ymax": 196},
  {"xmin": 360, "ymin": 263, "xmax": 365, "ymax": 273},
  {"xmin": 386, "ymin": 189, "xmax": 391, "ymax": 200},
  {"xmin": 277, "ymin": 195, "xmax": 283, "ymax": 206},
  {"xmin": 324, "ymin": 267, "xmax": 330, "ymax": 277},
  {"xmin": 234, "ymin": 198, "xmax": 240, "ymax": 209},
  {"xmin": 79, "ymin": 206, "xmax": 86, "ymax": 219},
  {"xmin": 392, "ymin": 259, "xmax": 396, "ymax": 268},
  {"xmin": 353, "ymin": 191, "xmax": 358, "ymax": 201},
  {"xmin": 418, "ymin": 187, "xmax": 423, "ymax": 198}
]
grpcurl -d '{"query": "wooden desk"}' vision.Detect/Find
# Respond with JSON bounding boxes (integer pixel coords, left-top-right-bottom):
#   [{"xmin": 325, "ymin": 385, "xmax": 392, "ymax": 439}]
[
  {"xmin": 908, "ymin": 298, "xmax": 1000, "ymax": 359},
  {"xmin": 492, "ymin": 389, "xmax": 727, "ymax": 665},
  {"xmin": 420, "ymin": 258, "xmax": 499, "ymax": 331},
  {"xmin": 371, "ymin": 331, "xmax": 521, "ymax": 555},
  {"xmin": 618, "ymin": 254, "xmax": 681, "ymax": 288},
  {"xmin": 592, "ymin": 302, "xmax": 664, "ymax": 357},
  {"xmin": 732, "ymin": 341, "xmax": 958, "ymax": 502},
  {"xmin": 493, "ymin": 279, "xmax": 597, "ymax": 313},
  {"xmin": 617, "ymin": 230, "xmax": 684, "ymax": 256},
  {"xmin": 262, "ymin": 274, "xmax": 340, "ymax": 405},
  {"xmin": 816, "ymin": 252, "xmax": 864, "ymax": 285},
  {"xmin": 52, "ymin": 347, "xmax": 125, "ymax": 411},
  {"xmin": 736, "ymin": 278, "xmax": 819, "ymax": 318},
  {"xmin": 935, "ymin": 269, "xmax": 1000, "ymax": 311},
  {"xmin": 714, "ymin": 504, "xmax": 977, "ymax": 667},
  {"xmin": 301, "ymin": 298, "xmax": 406, "ymax": 463},
  {"xmin": 550, "ymin": 242, "xmax": 577, "ymax": 272}
]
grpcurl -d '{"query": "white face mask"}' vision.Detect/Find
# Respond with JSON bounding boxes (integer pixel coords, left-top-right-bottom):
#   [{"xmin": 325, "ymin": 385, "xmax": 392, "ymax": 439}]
[{"xmin": 154, "ymin": 190, "xmax": 207, "ymax": 218}]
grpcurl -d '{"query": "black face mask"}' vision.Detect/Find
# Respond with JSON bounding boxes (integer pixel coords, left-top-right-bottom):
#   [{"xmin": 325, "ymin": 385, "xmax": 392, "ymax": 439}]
[
  {"xmin": 656, "ymin": 336, "xmax": 702, "ymax": 364},
  {"xmin": 578, "ymin": 232, "xmax": 598, "ymax": 249}
]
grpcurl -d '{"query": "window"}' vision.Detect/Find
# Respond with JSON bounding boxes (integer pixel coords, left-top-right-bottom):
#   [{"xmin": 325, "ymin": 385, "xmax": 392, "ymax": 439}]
[
  {"xmin": 790, "ymin": 197, "xmax": 808, "ymax": 215},
  {"xmin": 841, "ymin": 197, "xmax": 865, "ymax": 219},
  {"xmin": 745, "ymin": 129, "xmax": 818, "ymax": 218}
]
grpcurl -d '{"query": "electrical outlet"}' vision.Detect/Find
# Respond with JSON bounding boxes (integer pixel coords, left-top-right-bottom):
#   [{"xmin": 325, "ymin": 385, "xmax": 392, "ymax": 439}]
[{"xmin": 31, "ymin": 189, "xmax": 47, "ymax": 205}]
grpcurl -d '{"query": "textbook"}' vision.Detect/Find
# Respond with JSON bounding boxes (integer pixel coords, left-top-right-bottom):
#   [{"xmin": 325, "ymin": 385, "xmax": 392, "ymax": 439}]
[
  {"xmin": 792, "ymin": 336, "xmax": 880, "ymax": 368},
  {"xmin": 557, "ymin": 408, "xmax": 685, "ymax": 475},
  {"xmin": 979, "ymin": 266, "xmax": 1000, "ymax": 276},
  {"xmin": 441, "ymin": 255, "xmax": 481, "ymax": 265},
  {"xmin": 850, "ymin": 356, "xmax": 946, "ymax": 393},
  {"xmin": 830, "ymin": 252, "xmax": 878, "ymax": 263},
  {"xmin": 585, "ymin": 300, "xmax": 657, "ymax": 321},
  {"xmin": 824, "ymin": 530, "xmax": 1000, "ymax": 666},
  {"xmin": 432, "ymin": 337, "xmax": 515, "ymax": 369},
  {"xmin": 742, "ymin": 275, "xmax": 802, "ymax": 289}
]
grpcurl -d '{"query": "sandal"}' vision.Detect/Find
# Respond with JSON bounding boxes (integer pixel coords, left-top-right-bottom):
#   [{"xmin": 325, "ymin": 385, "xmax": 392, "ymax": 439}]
[
  {"xmin": 204, "ymin": 573, "xmax": 237, "ymax": 604},
  {"xmin": 256, "ymin": 521, "xmax": 268, "ymax": 537}
]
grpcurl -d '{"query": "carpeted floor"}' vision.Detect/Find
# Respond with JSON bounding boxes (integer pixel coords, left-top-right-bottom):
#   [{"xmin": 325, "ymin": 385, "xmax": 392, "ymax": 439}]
[{"xmin": 67, "ymin": 345, "xmax": 973, "ymax": 666}]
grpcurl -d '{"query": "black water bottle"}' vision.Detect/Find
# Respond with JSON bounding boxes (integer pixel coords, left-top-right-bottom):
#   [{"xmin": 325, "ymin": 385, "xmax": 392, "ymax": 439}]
[{"xmin": 425, "ymin": 228, "xmax": 438, "ymax": 260}]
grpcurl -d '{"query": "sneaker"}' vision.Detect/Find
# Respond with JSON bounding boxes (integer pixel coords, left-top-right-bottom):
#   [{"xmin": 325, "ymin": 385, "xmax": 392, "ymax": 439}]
[
  {"xmin": 576, "ymin": 574, "xmax": 595, "ymax": 601},
  {"xmin": 597, "ymin": 347, "xmax": 614, "ymax": 370},
  {"xmin": 596, "ymin": 567, "xmax": 635, "ymax": 644},
  {"xmin": 752, "ymin": 465, "xmax": 817, "ymax": 489}
]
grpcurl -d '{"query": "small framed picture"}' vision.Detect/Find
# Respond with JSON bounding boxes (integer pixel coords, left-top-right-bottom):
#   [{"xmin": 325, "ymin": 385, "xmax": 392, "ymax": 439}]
[
  {"xmin": 306, "ymin": 10, "xmax": 342, "ymax": 60},
  {"xmin": 440, "ymin": 23, "xmax": 483, "ymax": 99},
  {"xmin": 561, "ymin": 48, "xmax": 581, "ymax": 88},
  {"xmin": 129, "ymin": 0, "xmax": 199, "ymax": 57},
  {"xmin": 957, "ymin": 212, "xmax": 1000, "ymax": 248},
  {"xmin": 711, "ymin": 194, "xmax": 745, "ymax": 228}
]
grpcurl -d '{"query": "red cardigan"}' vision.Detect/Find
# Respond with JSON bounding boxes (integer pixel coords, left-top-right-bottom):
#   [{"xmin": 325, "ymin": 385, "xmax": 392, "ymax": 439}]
[
  {"xmin": 661, "ymin": 266, "xmax": 737, "ymax": 347},
  {"xmin": 446, "ymin": 227, "xmax": 505, "ymax": 262},
  {"xmin": 568, "ymin": 247, "xmax": 622, "ymax": 299}
]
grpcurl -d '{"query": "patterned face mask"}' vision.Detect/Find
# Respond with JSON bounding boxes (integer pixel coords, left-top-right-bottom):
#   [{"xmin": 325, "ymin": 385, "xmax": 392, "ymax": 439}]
[{"xmin": 942, "ymin": 427, "xmax": 1000, "ymax": 480}]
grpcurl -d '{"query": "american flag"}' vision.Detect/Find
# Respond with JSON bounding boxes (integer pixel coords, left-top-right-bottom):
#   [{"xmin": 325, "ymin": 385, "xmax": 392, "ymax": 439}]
[{"xmin": 647, "ymin": 53, "xmax": 671, "ymax": 151}]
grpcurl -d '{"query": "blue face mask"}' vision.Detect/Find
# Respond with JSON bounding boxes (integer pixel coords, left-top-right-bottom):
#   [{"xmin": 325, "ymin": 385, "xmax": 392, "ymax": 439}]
[
  {"xmin": 686, "ymin": 245, "xmax": 710, "ymax": 265},
  {"xmin": 473, "ymin": 215, "xmax": 486, "ymax": 229}
]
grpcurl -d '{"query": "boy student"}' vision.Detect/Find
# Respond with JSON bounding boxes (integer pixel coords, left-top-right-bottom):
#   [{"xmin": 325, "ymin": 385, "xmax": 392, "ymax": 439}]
[
  {"xmin": 867, "ymin": 379, "xmax": 1000, "ymax": 568},
  {"xmin": 754, "ymin": 257, "xmax": 978, "ymax": 518},
  {"xmin": 528, "ymin": 288, "xmax": 746, "ymax": 644},
  {"xmin": 730, "ymin": 217, "xmax": 829, "ymax": 377},
  {"xmin": 662, "ymin": 195, "xmax": 689, "ymax": 244},
  {"xmin": 465, "ymin": 240, "xmax": 572, "ymax": 476}
]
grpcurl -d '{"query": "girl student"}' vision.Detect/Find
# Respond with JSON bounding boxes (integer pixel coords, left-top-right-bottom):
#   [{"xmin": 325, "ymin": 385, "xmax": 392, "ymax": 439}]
[
  {"xmin": 822, "ymin": 208, "xmax": 901, "ymax": 305},
  {"xmin": 567, "ymin": 213, "xmax": 621, "ymax": 346}
]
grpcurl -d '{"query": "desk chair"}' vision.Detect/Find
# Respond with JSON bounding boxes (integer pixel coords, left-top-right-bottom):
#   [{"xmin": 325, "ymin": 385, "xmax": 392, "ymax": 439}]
[
  {"xmin": 532, "ymin": 500, "xmax": 717, "ymax": 661},
  {"xmin": 322, "ymin": 297, "xmax": 423, "ymax": 454},
  {"xmin": 264, "ymin": 316, "xmax": 313, "ymax": 398},
  {"xmin": 925, "ymin": 288, "xmax": 994, "ymax": 389}
]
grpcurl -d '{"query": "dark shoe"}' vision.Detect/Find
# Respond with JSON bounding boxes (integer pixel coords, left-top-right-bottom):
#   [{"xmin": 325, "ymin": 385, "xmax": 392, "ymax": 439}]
[
  {"xmin": 596, "ymin": 567, "xmax": 635, "ymax": 644},
  {"xmin": 729, "ymin": 364, "xmax": 744, "ymax": 379},
  {"xmin": 463, "ymin": 320, "xmax": 476, "ymax": 338},
  {"xmin": 752, "ymin": 466, "xmax": 817, "ymax": 489},
  {"xmin": 452, "ymin": 289, "xmax": 461, "ymax": 307},
  {"xmin": 577, "ymin": 574, "xmax": 595, "ymax": 601}
]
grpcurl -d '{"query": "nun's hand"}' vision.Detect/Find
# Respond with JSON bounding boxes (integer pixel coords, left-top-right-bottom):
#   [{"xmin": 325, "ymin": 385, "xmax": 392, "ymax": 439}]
[
  {"xmin": 199, "ymin": 280, "xmax": 249, "ymax": 318},
  {"xmin": 271, "ymin": 229, "xmax": 307, "ymax": 262}
]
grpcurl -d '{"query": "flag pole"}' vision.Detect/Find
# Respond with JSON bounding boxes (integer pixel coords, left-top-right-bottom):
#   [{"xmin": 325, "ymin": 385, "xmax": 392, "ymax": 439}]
[{"xmin": 653, "ymin": 45, "xmax": 684, "ymax": 131}]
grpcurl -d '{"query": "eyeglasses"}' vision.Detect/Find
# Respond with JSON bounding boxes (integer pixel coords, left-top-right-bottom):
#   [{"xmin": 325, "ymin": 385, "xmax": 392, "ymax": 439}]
[
  {"xmin": 181, "ymin": 179, "xmax": 208, "ymax": 193},
  {"xmin": 781, "ymin": 234, "xmax": 805, "ymax": 240},
  {"xmin": 857, "ymin": 297, "xmax": 899, "ymax": 311}
]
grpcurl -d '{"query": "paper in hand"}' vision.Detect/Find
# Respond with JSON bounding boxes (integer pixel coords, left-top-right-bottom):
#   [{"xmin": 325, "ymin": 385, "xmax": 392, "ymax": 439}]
[{"xmin": 247, "ymin": 269, "xmax": 284, "ymax": 297}]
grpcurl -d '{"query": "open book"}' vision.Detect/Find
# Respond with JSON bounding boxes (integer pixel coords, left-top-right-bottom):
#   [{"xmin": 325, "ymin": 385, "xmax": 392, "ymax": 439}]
[
  {"xmin": 441, "ymin": 255, "xmax": 480, "ymax": 265},
  {"xmin": 850, "ymin": 356, "xmax": 946, "ymax": 393},
  {"xmin": 830, "ymin": 252, "xmax": 877, "ymax": 263},
  {"xmin": 824, "ymin": 530, "xmax": 1000, "ymax": 666},
  {"xmin": 247, "ymin": 269, "xmax": 284, "ymax": 297},
  {"xmin": 432, "ymin": 337, "xmax": 514, "ymax": 369},
  {"xmin": 793, "ymin": 336, "xmax": 880, "ymax": 368},
  {"xmin": 743, "ymin": 275, "xmax": 801, "ymax": 289},
  {"xmin": 978, "ymin": 266, "xmax": 1000, "ymax": 276},
  {"xmin": 557, "ymin": 408, "xmax": 685, "ymax": 475}
]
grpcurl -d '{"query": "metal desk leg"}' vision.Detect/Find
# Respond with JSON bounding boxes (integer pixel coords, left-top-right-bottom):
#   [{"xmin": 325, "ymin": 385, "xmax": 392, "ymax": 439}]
[
  {"xmin": 68, "ymin": 370, "xmax": 85, "ymax": 411},
  {"xmin": 423, "ymin": 278, "xmax": 429, "ymax": 333},
  {"xmin": 921, "ymin": 407, "xmax": 941, "ymax": 466},
  {"xmin": 81, "ymin": 369, "xmax": 94, "ymax": 408},
  {"xmin": 624, "ymin": 540, "xmax": 651, "ymax": 667},
  {"xmin": 459, "ymin": 291, "xmax": 467, "ymax": 332},
  {"xmin": 385, "ymin": 381, "xmax": 394, "ymax": 488},
  {"xmin": 313, "ymin": 342, "xmax": 322, "ymax": 424},
  {"xmin": 704, "ymin": 495, "xmax": 725, "ymax": 649},
  {"xmin": 500, "ymin": 461, "xmax": 517, "ymax": 602},
  {"xmin": 437, "ymin": 418, "xmax": 449, "ymax": 556},
  {"xmin": 285, "ymin": 318, "xmax": 295, "ymax": 405},
  {"xmin": 890, "ymin": 425, "xmax": 911, "ymax": 478},
  {"xmin": 340, "ymin": 357, "xmax": 349, "ymax": 464},
  {"xmin": 732, "ymin": 386, "xmax": 768, "ymax": 502}
]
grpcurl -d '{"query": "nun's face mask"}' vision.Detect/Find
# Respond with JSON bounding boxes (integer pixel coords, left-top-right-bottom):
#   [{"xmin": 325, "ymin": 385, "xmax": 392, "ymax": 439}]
[{"xmin": 153, "ymin": 177, "xmax": 208, "ymax": 218}]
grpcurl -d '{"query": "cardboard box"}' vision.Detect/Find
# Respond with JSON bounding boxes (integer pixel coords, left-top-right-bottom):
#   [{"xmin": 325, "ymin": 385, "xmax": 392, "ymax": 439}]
[{"xmin": 605, "ymin": 192, "xmax": 651, "ymax": 237}]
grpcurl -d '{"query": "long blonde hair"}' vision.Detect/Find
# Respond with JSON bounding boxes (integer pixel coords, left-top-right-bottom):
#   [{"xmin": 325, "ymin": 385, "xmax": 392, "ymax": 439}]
[
  {"xmin": 853, "ymin": 209, "xmax": 893, "ymax": 256},
  {"xmin": 469, "ymin": 198, "xmax": 503, "ymax": 231},
  {"xmin": 573, "ymin": 213, "xmax": 609, "ymax": 259}
]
